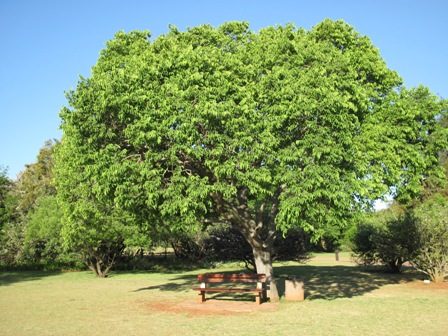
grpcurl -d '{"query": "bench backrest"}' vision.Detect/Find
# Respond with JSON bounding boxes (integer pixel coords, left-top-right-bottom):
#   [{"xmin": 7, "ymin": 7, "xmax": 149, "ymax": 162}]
[{"xmin": 198, "ymin": 273, "xmax": 266, "ymax": 283}]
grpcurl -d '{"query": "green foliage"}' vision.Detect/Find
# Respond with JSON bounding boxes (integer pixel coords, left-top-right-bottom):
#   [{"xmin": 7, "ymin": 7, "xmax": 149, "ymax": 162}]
[
  {"xmin": 0, "ymin": 145, "xmax": 85, "ymax": 270},
  {"xmin": 54, "ymin": 120, "xmax": 149, "ymax": 276},
  {"xmin": 425, "ymin": 114, "xmax": 448, "ymax": 199},
  {"xmin": 374, "ymin": 211, "xmax": 419, "ymax": 273},
  {"xmin": 0, "ymin": 166, "xmax": 15, "ymax": 229},
  {"xmin": 0, "ymin": 140, "xmax": 61, "ymax": 268},
  {"xmin": 350, "ymin": 206, "xmax": 419, "ymax": 272},
  {"xmin": 0, "ymin": 166, "xmax": 9, "ymax": 202},
  {"xmin": 411, "ymin": 196, "xmax": 448, "ymax": 283},
  {"xmin": 58, "ymin": 194, "xmax": 136, "ymax": 277},
  {"xmin": 0, "ymin": 167, "xmax": 24, "ymax": 266},
  {"xmin": 56, "ymin": 20, "xmax": 447, "ymax": 287},
  {"xmin": 23, "ymin": 195, "xmax": 73, "ymax": 266},
  {"xmin": 14, "ymin": 140, "xmax": 58, "ymax": 215},
  {"xmin": 0, "ymin": 221, "xmax": 26, "ymax": 266},
  {"xmin": 351, "ymin": 195, "xmax": 448, "ymax": 282}
]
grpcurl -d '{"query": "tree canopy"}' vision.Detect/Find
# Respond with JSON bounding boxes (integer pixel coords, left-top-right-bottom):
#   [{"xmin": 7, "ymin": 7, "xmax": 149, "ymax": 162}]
[{"xmin": 55, "ymin": 20, "xmax": 447, "ymax": 296}]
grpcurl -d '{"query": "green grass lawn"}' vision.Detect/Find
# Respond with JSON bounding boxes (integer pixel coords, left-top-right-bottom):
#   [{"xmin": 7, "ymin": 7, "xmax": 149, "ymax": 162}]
[{"xmin": 1, "ymin": 253, "xmax": 447, "ymax": 336}]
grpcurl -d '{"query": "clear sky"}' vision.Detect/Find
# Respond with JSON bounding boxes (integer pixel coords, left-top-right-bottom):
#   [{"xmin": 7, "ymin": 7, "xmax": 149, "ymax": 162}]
[{"xmin": 1, "ymin": 0, "xmax": 447, "ymax": 179}]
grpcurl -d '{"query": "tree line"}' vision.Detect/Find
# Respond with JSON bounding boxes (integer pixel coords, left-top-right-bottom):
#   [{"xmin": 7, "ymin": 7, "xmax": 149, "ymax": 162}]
[{"xmin": 1, "ymin": 20, "xmax": 447, "ymax": 299}]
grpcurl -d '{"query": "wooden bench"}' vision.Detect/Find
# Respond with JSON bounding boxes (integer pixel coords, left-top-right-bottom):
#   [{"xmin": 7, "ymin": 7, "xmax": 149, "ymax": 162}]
[{"xmin": 193, "ymin": 273, "xmax": 266, "ymax": 304}]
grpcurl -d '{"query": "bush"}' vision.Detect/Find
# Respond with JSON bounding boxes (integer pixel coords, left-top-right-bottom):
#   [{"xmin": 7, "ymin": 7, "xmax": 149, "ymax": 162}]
[
  {"xmin": 411, "ymin": 196, "xmax": 448, "ymax": 283},
  {"xmin": 350, "ymin": 208, "xmax": 419, "ymax": 273},
  {"xmin": 348, "ymin": 221, "xmax": 379, "ymax": 267}
]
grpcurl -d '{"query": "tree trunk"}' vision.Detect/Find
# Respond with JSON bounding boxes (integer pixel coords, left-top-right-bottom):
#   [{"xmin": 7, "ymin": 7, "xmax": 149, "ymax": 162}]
[
  {"xmin": 252, "ymin": 245, "xmax": 280, "ymax": 302},
  {"xmin": 212, "ymin": 187, "xmax": 283, "ymax": 301},
  {"xmin": 387, "ymin": 259, "xmax": 402, "ymax": 273},
  {"xmin": 85, "ymin": 257, "xmax": 108, "ymax": 278}
]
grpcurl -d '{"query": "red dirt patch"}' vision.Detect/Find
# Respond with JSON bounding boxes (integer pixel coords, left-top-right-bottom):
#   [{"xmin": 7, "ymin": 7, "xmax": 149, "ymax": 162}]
[
  {"xmin": 409, "ymin": 280, "xmax": 448, "ymax": 290},
  {"xmin": 144, "ymin": 299, "xmax": 279, "ymax": 317}
]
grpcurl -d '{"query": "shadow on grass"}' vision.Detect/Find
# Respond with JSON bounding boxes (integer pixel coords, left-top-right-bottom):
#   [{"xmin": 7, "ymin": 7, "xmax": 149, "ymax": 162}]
[
  {"xmin": 275, "ymin": 264, "xmax": 421, "ymax": 300},
  {"xmin": 0, "ymin": 271, "xmax": 62, "ymax": 287},
  {"xmin": 133, "ymin": 271, "xmax": 262, "ymax": 303},
  {"xmin": 133, "ymin": 273, "xmax": 197, "ymax": 293},
  {"xmin": 135, "ymin": 280, "xmax": 263, "ymax": 304},
  {"xmin": 131, "ymin": 264, "xmax": 422, "ymax": 302}
]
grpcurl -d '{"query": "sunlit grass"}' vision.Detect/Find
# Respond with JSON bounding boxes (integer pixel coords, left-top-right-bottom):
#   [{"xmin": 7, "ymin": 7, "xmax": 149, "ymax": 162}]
[{"xmin": 1, "ymin": 253, "xmax": 447, "ymax": 336}]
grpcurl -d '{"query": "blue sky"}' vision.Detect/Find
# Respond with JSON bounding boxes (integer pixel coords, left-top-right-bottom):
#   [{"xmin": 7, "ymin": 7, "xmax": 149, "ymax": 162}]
[{"xmin": 1, "ymin": 0, "xmax": 447, "ymax": 179}]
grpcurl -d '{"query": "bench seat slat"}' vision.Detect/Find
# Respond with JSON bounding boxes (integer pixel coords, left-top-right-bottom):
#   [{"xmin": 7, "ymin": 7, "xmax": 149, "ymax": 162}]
[{"xmin": 198, "ymin": 273, "xmax": 266, "ymax": 283}]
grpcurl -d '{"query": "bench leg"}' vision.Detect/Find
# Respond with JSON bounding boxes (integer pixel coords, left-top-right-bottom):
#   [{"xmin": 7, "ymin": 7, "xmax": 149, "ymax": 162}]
[
  {"xmin": 198, "ymin": 291, "xmax": 205, "ymax": 303},
  {"xmin": 255, "ymin": 293, "xmax": 262, "ymax": 305}
]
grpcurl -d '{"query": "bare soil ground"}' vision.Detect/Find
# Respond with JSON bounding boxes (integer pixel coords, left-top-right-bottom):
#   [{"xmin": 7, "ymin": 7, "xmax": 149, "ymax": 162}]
[
  {"xmin": 409, "ymin": 280, "xmax": 448, "ymax": 290},
  {"xmin": 145, "ymin": 298, "xmax": 279, "ymax": 317}
]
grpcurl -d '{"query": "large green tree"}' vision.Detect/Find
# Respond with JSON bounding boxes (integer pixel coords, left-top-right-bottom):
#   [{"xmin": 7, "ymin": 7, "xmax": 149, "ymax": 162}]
[{"xmin": 56, "ymin": 20, "xmax": 447, "ymax": 298}]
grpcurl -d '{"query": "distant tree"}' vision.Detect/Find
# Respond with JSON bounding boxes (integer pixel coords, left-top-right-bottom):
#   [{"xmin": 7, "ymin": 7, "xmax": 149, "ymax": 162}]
[
  {"xmin": 0, "ymin": 141, "xmax": 61, "ymax": 267},
  {"xmin": 0, "ymin": 167, "xmax": 23, "ymax": 266},
  {"xmin": 0, "ymin": 166, "xmax": 14, "ymax": 229},
  {"xmin": 14, "ymin": 139, "xmax": 58, "ymax": 215},
  {"xmin": 56, "ymin": 20, "xmax": 447, "ymax": 298}
]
